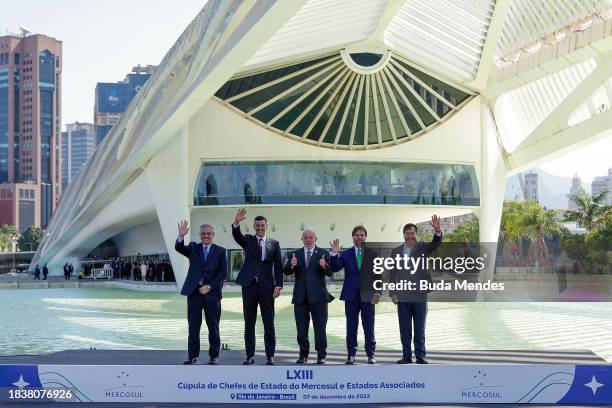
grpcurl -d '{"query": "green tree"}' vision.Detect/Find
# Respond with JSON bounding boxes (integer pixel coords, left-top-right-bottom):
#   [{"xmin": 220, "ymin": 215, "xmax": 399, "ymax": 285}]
[
  {"xmin": 564, "ymin": 190, "xmax": 610, "ymax": 231},
  {"xmin": 17, "ymin": 226, "xmax": 44, "ymax": 252},
  {"xmin": 560, "ymin": 230, "xmax": 587, "ymax": 262},
  {"xmin": 0, "ymin": 224, "xmax": 18, "ymax": 252},
  {"xmin": 584, "ymin": 209, "xmax": 612, "ymax": 272},
  {"xmin": 584, "ymin": 209, "xmax": 612, "ymax": 251},
  {"xmin": 445, "ymin": 218, "xmax": 479, "ymax": 242},
  {"xmin": 500, "ymin": 201, "xmax": 560, "ymax": 264}
]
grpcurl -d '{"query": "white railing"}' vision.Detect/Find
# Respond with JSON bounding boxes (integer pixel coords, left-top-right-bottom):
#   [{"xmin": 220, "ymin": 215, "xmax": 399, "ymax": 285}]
[{"xmin": 90, "ymin": 268, "xmax": 113, "ymax": 280}]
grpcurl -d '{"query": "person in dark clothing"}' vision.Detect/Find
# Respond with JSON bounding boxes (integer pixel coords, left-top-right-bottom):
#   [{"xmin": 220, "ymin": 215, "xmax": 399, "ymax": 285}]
[
  {"xmin": 176, "ymin": 220, "xmax": 227, "ymax": 365},
  {"xmin": 283, "ymin": 228, "xmax": 333, "ymax": 364},
  {"xmin": 231, "ymin": 208, "xmax": 283, "ymax": 365},
  {"xmin": 42, "ymin": 264, "xmax": 49, "ymax": 280}
]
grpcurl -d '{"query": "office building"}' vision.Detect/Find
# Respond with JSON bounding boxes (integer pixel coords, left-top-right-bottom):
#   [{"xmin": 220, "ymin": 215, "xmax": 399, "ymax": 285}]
[{"xmin": 0, "ymin": 31, "xmax": 62, "ymax": 230}]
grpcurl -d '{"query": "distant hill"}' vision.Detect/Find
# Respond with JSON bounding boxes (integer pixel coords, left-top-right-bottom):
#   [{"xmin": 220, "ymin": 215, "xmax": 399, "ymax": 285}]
[{"xmin": 505, "ymin": 169, "xmax": 590, "ymax": 210}]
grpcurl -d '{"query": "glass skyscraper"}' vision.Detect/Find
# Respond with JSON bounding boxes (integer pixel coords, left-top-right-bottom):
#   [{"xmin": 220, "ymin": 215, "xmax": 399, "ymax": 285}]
[
  {"xmin": 94, "ymin": 66, "xmax": 154, "ymax": 144},
  {"xmin": 61, "ymin": 122, "xmax": 95, "ymax": 192},
  {"xmin": 0, "ymin": 32, "xmax": 62, "ymax": 231}
]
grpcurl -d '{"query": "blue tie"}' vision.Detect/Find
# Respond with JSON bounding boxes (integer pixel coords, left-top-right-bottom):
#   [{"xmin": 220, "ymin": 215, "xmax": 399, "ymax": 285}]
[{"xmin": 203, "ymin": 245, "xmax": 209, "ymax": 262}]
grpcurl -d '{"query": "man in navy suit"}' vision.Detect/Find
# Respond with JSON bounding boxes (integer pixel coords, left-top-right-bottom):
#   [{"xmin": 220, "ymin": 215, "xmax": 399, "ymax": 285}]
[
  {"xmin": 389, "ymin": 215, "xmax": 442, "ymax": 364},
  {"xmin": 284, "ymin": 228, "xmax": 334, "ymax": 365},
  {"xmin": 232, "ymin": 208, "xmax": 283, "ymax": 365},
  {"xmin": 175, "ymin": 220, "xmax": 227, "ymax": 365},
  {"xmin": 330, "ymin": 226, "xmax": 381, "ymax": 365}
]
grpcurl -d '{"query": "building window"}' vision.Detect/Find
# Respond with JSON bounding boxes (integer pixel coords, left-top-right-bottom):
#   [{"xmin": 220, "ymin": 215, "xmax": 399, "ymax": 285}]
[
  {"xmin": 194, "ymin": 161, "xmax": 480, "ymax": 206},
  {"xmin": 215, "ymin": 51, "xmax": 472, "ymax": 149}
]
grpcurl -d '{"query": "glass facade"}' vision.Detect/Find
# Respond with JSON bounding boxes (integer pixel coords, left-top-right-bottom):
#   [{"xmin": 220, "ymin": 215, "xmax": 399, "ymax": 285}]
[
  {"xmin": 41, "ymin": 182, "xmax": 52, "ymax": 228},
  {"xmin": 194, "ymin": 161, "xmax": 479, "ymax": 206},
  {"xmin": 0, "ymin": 67, "xmax": 8, "ymax": 183},
  {"xmin": 18, "ymin": 200, "xmax": 35, "ymax": 232},
  {"xmin": 61, "ymin": 131, "xmax": 68, "ymax": 189},
  {"xmin": 13, "ymin": 67, "xmax": 19, "ymax": 181},
  {"xmin": 94, "ymin": 73, "xmax": 151, "ymax": 144},
  {"xmin": 215, "ymin": 52, "xmax": 473, "ymax": 149},
  {"xmin": 61, "ymin": 125, "xmax": 96, "ymax": 190},
  {"xmin": 39, "ymin": 50, "xmax": 55, "ymax": 185}
]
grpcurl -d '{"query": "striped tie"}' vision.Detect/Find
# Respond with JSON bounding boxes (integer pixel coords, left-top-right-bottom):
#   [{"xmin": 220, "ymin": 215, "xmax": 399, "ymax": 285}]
[{"xmin": 306, "ymin": 249, "xmax": 312, "ymax": 268}]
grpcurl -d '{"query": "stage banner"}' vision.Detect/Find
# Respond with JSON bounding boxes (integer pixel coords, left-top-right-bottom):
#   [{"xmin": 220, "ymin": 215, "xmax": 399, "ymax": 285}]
[{"xmin": 0, "ymin": 364, "xmax": 610, "ymax": 404}]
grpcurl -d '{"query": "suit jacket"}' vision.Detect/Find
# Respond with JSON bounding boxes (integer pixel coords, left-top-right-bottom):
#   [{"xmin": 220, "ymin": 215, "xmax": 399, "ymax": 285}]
[
  {"xmin": 283, "ymin": 246, "xmax": 334, "ymax": 305},
  {"xmin": 388, "ymin": 233, "xmax": 442, "ymax": 301},
  {"xmin": 331, "ymin": 246, "xmax": 381, "ymax": 302},
  {"xmin": 175, "ymin": 239, "xmax": 227, "ymax": 300},
  {"xmin": 232, "ymin": 225, "xmax": 283, "ymax": 290}
]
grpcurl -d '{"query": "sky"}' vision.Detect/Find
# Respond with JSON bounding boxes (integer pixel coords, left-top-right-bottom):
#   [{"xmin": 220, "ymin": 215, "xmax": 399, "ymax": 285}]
[
  {"xmin": 1, "ymin": 0, "xmax": 205, "ymax": 124},
  {"xmin": 2, "ymin": 1, "xmax": 611, "ymax": 183}
]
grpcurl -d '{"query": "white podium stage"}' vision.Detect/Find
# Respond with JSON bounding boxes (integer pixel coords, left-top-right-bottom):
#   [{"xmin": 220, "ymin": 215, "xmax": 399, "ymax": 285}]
[{"xmin": 1, "ymin": 349, "xmax": 609, "ymax": 404}]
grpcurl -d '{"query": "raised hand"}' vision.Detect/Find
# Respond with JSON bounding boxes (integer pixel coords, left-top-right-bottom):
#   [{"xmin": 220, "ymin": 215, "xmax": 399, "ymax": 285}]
[
  {"xmin": 234, "ymin": 208, "xmax": 247, "ymax": 225},
  {"xmin": 430, "ymin": 214, "xmax": 441, "ymax": 232},
  {"xmin": 319, "ymin": 255, "xmax": 328, "ymax": 268},
  {"xmin": 178, "ymin": 220, "xmax": 189, "ymax": 238},
  {"xmin": 290, "ymin": 253, "xmax": 298, "ymax": 268},
  {"xmin": 330, "ymin": 238, "xmax": 342, "ymax": 254}
]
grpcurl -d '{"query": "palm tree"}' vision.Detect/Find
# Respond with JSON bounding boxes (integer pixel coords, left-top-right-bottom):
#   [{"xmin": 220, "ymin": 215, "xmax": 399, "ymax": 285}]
[
  {"xmin": 522, "ymin": 203, "xmax": 559, "ymax": 263},
  {"xmin": 564, "ymin": 190, "xmax": 610, "ymax": 231},
  {"xmin": 501, "ymin": 201, "xmax": 528, "ymax": 265},
  {"xmin": 500, "ymin": 201, "xmax": 560, "ymax": 265}
]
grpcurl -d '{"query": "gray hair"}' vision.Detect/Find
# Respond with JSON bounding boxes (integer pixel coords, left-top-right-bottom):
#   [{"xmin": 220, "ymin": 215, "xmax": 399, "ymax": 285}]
[
  {"xmin": 302, "ymin": 228, "xmax": 317, "ymax": 237},
  {"xmin": 199, "ymin": 224, "xmax": 215, "ymax": 232}
]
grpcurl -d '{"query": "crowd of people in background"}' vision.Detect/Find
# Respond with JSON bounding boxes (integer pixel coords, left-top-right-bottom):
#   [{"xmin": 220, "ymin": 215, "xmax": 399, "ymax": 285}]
[
  {"xmin": 98, "ymin": 258, "xmax": 176, "ymax": 282},
  {"xmin": 36, "ymin": 257, "xmax": 178, "ymax": 283}
]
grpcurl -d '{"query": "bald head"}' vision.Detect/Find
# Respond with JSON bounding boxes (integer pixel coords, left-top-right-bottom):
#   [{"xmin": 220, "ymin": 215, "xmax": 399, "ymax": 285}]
[{"xmin": 301, "ymin": 228, "xmax": 317, "ymax": 249}]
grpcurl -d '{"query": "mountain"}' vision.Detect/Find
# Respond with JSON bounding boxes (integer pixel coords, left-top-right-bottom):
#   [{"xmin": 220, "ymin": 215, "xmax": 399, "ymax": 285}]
[{"xmin": 505, "ymin": 169, "xmax": 590, "ymax": 210}]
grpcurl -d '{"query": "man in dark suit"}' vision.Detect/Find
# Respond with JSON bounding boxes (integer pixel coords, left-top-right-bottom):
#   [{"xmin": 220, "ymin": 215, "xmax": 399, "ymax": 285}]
[
  {"xmin": 389, "ymin": 215, "xmax": 442, "ymax": 364},
  {"xmin": 330, "ymin": 226, "xmax": 381, "ymax": 365},
  {"xmin": 175, "ymin": 220, "xmax": 227, "ymax": 365},
  {"xmin": 284, "ymin": 228, "xmax": 333, "ymax": 365},
  {"xmin": 232, "ymin": 208, "xmax": 283, "ymax": 365}
]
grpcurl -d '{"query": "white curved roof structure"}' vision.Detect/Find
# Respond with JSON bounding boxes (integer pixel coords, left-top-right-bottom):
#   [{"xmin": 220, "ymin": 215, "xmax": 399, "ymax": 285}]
[{"xmin": 34, "ymin": 0, "xmax": 612, "ymax": 286}]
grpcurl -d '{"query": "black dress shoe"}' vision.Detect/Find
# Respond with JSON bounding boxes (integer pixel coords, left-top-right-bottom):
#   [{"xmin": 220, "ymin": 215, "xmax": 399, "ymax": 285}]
[
  {"xmin": 397, "ymin": 357, "xmax": 413, "ymax": 364},
  {"xmin": 416, "ymin": 358, "xmax": 428, "ymax": 364},
  {"xmin": 367, "ymin": 356, "xmax": 377, "ymax": 364},
  {"xmin": 316, "ymin": 358, "xmax": 326, "ymax": 365},
  {"xmin": 243, "ymin": 357, "xmax": 255, "ymax": 365},
  {"xmin": 266, "ymin": 357, "xmax": 275, "ymax": 365},
  {"xmin": 208, "ymin": 358, "xmax": 218, "ymax": 365},
  {"xmin": 345, "ymin": 356, "xmax": 355, "ymax": 365},
  {"xmin": 296, "ymin": 356, "xmax": 308, "ymax": 364},
  {"xmin": 183, "ymin": 357, "xmax": 198, "ymax": 365}
]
